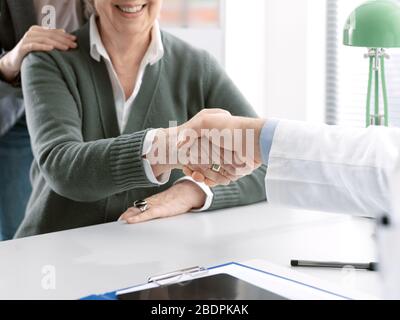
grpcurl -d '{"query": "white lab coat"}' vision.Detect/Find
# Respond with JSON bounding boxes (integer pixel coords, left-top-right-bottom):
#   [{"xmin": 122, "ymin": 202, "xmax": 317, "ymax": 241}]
[
  {"xmin": 266, "ymin": 120, "xmax": 400, "ymax": 217},
  {"xmin": 265, "ymin": 120, "xmax": 400, "ymax": 299}
]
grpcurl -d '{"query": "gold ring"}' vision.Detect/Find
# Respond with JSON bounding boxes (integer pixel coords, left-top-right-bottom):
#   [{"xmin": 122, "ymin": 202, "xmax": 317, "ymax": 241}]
[{"xmin": 211, "ymin": 164, "xmax": 221, "ymax": 173}]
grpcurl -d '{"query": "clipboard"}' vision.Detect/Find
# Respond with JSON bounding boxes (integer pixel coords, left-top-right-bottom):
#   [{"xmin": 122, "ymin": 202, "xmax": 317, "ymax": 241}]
[{"xmin": 81, "ymin": 260, "xmax": 377, "ymax": 300}]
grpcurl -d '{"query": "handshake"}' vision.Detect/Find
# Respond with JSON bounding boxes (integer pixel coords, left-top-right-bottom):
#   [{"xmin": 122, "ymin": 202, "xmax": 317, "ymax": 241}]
[{"xmin": 147, "ymin": 109, "xmax": 267, "ymax": 186}]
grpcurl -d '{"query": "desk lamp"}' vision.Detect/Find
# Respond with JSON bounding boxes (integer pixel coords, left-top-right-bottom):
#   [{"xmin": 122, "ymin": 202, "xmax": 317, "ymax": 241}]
[{"xmin": 343, "ymin": 0, "xmax": 400, "ymax": 127}]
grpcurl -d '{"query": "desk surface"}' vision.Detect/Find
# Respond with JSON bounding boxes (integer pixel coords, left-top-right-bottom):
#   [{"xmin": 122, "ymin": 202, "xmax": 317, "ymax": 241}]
[{"xmin": 0, "ymin": 203, "xmax": 381, "ymax": 299}]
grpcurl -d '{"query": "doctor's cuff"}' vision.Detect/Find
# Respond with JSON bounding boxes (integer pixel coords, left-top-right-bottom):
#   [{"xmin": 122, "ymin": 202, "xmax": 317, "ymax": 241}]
[
  {"xmin": 142, "ymin": 129, "xmax": 171, "ymax": 185},
  {"xmin": 174, "ymin": 176, "xmax": 214, "ymax": 212},
  {"xmin": 259, "ymin": 119, "xmax": 279, "ymax": 166}
]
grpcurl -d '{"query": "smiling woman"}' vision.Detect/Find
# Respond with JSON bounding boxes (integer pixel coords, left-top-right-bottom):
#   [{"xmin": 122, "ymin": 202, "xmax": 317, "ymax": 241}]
[
  {"xmin": 117, "ymin": 4, "xmax": 147, "ymax": 14},
  {"xmin": 85, "ymin": 0, "xmax": 163, "ymax": 35},
  {"xmin": 15, "ymin": 0, "xmax": 266, "ymax": 237}
]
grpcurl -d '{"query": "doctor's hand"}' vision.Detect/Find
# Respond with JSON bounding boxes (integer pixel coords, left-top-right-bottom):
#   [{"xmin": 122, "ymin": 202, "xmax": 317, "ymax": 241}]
[
  {"xmin": 177, "ymin": 109, "xmax": 266, "ymax": 186},
  {"xmin": 0, "ymin": 26, "xmax": 77, "ymax": 82},
  {"xmin": 119, "ymin": 181, "xmax": 206, "ymax": 224}
]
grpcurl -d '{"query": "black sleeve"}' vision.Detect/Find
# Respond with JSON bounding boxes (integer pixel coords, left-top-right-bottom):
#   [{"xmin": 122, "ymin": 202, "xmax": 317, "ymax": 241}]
[{"xmin": 0, "ymin": 1, "xmax": 25, "ymax": 137}]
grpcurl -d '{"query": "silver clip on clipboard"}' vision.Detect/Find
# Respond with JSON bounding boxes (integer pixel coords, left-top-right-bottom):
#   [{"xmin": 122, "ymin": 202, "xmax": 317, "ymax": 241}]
[{"xmin": 148, "ymin": 266, "xmax": 208, "ymax": 286}]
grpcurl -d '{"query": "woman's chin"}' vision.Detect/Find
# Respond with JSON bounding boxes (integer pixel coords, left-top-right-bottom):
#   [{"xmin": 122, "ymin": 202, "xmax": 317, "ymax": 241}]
[
  {"xmin": 115, "ymin": 23, "xmax": 150, "ymax": 36},
  {"xmin": 112, "ymin": 12, "xmax": 151, "ymax": 32}
]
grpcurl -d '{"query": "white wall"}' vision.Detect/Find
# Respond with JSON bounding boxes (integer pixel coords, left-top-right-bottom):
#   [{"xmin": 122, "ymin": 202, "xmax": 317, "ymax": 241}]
[
  {"xmin": 225, "ymin": 0, "xmax": 267, "ymax": 116},
  {"xmin": 306, "ymin": 0, "xmax": 327, "ymax": 123},
  {"xmin": 263, "ymin": 0, "xmax": 309, "ymax": 120},
  {"xmin": 164, "ymin": 28, "xmax": 225, "ymax": 65},
  {"xmin": 225, "ymin": 0, "xmax": 327, "ymax": 122}
]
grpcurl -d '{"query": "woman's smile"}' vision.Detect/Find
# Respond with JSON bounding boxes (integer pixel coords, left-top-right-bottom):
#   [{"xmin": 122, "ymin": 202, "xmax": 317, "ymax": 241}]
[
  {"xmin": 96, "ymin": 0, "xmax": 161, "ymax": 35},
  {"xmin": 113, "ymin": 2, "xmax": 148, "ymax": 18}
]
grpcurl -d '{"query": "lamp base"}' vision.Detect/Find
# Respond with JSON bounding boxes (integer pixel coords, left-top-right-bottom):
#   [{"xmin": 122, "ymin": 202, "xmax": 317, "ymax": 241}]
[
  {"xmin": 365, "ymin": 48, "xmax": 389, "ymax": 127},
  {"xmin": 369, "ymin": 114, "xmax": 385, "ymax": 126}
]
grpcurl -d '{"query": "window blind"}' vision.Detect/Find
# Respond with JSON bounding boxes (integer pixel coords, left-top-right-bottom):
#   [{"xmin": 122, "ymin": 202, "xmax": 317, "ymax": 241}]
[{"xmin": 325, "ymin": 0, "xmax": 338, "ymax": 125}]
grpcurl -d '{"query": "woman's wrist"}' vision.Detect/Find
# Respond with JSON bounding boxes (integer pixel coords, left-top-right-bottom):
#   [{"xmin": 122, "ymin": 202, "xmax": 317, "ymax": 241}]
[
  {"xmin": 147, "ymin": 128, "xmax": 182, "ymax": 178},
  {"xmin": 0, "ymin": 52, "xmax": 20, "ymax": 83},
  {"xmin": 175, "ymin": 180, "xmax": 207, "ymax": 210}
]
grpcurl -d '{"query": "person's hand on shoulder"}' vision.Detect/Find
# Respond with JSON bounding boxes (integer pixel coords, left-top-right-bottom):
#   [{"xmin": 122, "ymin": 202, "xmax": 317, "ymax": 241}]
[{"xmin": 0, "ymin": 26, "xmax": 77, "ymax": 82}]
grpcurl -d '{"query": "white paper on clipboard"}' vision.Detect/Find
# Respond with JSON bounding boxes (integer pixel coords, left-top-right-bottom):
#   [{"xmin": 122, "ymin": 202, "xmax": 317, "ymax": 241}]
[{"xmin": 117, "ymin": 259, "xmax": 377, "ymax": 300}]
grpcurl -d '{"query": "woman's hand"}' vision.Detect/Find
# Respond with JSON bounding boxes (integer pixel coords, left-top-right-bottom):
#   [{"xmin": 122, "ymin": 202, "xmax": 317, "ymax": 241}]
[
  {"xmin": 146, "ymin": 109, "xmax": 236, "ymax": 182},
  {"xmin": 181, "ymin": 138, "xmax": 245, "ymax": 187},
  {"xmin": 0, "ymin": 26, "xmax": 77, "ymax": 82},
  {"xmin": 177, "ymin": 109, "xmax": 264, "ymax": 186},
  {"xmin": 145, "ymin": 108, "xmax": 261, "ymax": 186},
  {"xmin": 119, "ymin": 181, "xmax": 206, "ymax": 224},
  {"xmin": 181, "ymin": 138, "xmax": 261, "ymax": 186}
]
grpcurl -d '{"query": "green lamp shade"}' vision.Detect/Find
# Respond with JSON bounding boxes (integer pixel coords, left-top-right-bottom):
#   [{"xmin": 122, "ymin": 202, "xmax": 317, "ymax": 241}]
[{"xmin": 343, "ymin": 0, "xmax": 400, "ymax": 48}]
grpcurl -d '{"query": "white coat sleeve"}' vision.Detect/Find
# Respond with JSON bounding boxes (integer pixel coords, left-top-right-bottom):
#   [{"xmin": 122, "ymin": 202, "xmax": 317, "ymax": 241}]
[{"xmin": 265, "ymin": 120, "xmax": 400, "ymax": 217}]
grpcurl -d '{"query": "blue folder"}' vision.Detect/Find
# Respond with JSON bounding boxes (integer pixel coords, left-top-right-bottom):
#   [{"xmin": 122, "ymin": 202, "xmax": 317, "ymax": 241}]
[{"xmin": 80, "ymin": 262, "xmax": 353, "ymax": 300}]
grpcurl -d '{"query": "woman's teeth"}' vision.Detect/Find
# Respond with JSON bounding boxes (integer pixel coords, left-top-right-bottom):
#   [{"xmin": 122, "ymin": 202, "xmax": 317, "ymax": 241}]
[{"xmin": 117, "ymin": 5, "xmax": 145, "ymax": 13}]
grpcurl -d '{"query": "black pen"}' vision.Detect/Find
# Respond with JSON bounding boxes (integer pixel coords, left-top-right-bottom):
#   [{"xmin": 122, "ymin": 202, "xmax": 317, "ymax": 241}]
[{"xmin": 291, "ymin": 260, "xmax": 378, "ymax": 271}]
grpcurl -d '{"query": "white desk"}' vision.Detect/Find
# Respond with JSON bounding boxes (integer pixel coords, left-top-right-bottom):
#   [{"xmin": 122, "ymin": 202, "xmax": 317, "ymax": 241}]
[{"xmin": 0, "ymin": 203, "xmax": 381, "ymax": 299}]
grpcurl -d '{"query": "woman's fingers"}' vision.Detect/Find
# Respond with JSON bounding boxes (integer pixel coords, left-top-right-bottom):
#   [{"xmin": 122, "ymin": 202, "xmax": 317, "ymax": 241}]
[
  {"xmin": 192, "ymin": 170, "xmax": 206, "ymax": 183},
  {"xmin": 186, "ymin": 164, "xmax": 231, "ymax": 186},
  {"xmin": 119, "ymin": 204, "xmax": 159, "ymax": 224},
  {"xmin": 183, "ymin": 166, "xmax": 195, "ymax": 178},
  {"xmin": 22, "ymin": 38, "xmax": 66, "ymax": 52},
  {"xmin": 119, "ymin": 207, "xmax": 141, "ymax": 221},
  {"xmin": 203, "ymin": 168, "xmax": 230, "ymax": 185},
  {"xmin": 126, "ymin": 207, "xmax": 161, "ymax": 224},
  {"xmin": 119, "ymin": 206, "xmax": 160, "ymax": 224},
  {"xmin": 21, "ymin": 43, "xmax": 55, "ymax": 53},
  {"xmin": 37, "ymin": 28, "xmax": 76, "ymax": 41},
  {"xmin": 186, "ymin": 142, "xmax": 237, "ymax": 185},
  {"xmin": 184, "ymin": 139, "xmax": 234, "ymax": 185},
  {"xmin": 179, "ymin": 128, "xmax": 255, "ymax": 186},
  {"xmin": 198, "ymin": 108, "xmax": 232, "ymax": 116},
  {"xmin": 44, "ymin": 30, "xmax": 77, "ymax": 48},
  {"xmin": 22, "ymin": 27, "xmax": 77, "ymax": 54},
  {"xmin": 120, "ymin": 181, "xmax": 204, "ymax": 225},
  {"xmin": 27, "ymin": 34, "xmax": 77, "ymax": 51},
  {"xmin": 204, "ymin": 178, "xmax": 217, "ymax": 187},
  {"xmin": 29, "ymin": 26, "xmax": 76, "ymax": 42}
]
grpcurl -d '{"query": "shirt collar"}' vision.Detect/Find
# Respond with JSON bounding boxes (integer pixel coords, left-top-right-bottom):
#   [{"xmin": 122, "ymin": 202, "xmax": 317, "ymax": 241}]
[{"xmin": 89, "ymin": 15, "xmax": 164, "ymax": 65}]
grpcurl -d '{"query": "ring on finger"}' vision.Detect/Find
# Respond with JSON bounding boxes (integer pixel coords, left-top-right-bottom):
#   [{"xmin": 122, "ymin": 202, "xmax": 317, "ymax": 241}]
[
  {"xmin": 133, "ymin": 200, "xmax": 148, "ymax": 213},
  {"xmin": 211, "ymin": 163, "xmax": 221, "ymax": 173},
  {"xmin": 219, "ymin": 167, "xmax": 234, "ymax": 180}
]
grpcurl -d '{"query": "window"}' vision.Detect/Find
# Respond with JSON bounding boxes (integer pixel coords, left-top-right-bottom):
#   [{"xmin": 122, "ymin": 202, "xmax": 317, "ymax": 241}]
[
  {"xmin": 160, "ymin": 0, "xmax": 225, "ymax": 64},
  {"xmin": 326, "ymin": 0, "xmax": 400, "ymax": 127},
  {"xmin": 159, "ymin": 0, "xmax": 268, "ymax": 116},
  {"xmin": 161, "ymin": 0, "xmax": 222, "ymax": 28}
]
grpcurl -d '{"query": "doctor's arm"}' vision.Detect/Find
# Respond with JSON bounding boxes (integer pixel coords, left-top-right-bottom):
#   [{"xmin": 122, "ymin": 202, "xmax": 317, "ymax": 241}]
[
  {"xmin": 264, "ymin": 120, "xmax": 400, "ymax": 217},
  {"xmin": 186, "ymin": 114, "xmax": 400, "ymax": 217}
]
